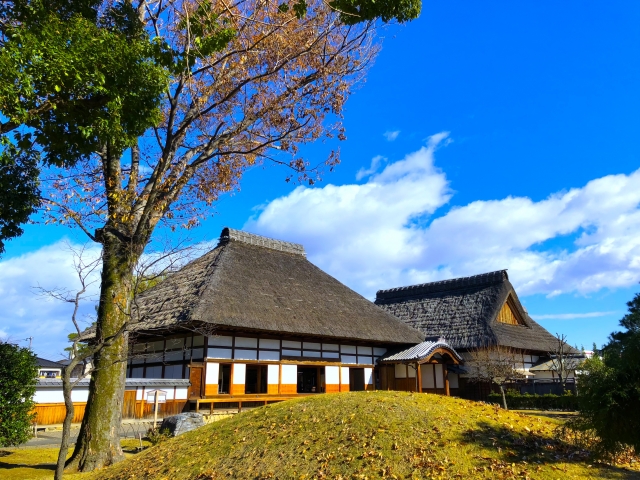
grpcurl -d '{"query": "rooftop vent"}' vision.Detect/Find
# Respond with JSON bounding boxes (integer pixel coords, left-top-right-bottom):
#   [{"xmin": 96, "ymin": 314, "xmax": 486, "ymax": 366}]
[{"xmin": 220, "ymin": 228, "xmax": 306, "ymax": 256}]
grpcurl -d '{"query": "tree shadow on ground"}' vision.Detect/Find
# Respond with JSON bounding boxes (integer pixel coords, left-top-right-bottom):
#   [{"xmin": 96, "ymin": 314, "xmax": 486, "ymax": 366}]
[
  {"xmin": 0, "ymin": 460, "xmax": 55, "ymax": 471},
  {"xmin": 457, "ymin": 421, "xmax": 640, "ymax": 479}
]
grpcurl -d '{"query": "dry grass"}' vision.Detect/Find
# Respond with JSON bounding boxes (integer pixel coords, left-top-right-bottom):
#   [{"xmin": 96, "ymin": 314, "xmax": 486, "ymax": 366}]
[
  {"xmin": 2, "ymin": 393, "xmax": 638, "ymax": 479},
  {"xmin": 88, "ymin": 392, "xmax": 640, "ymax": 480},
  {"xmin": 0, "ymin": 439, "xmax": 152, "ymax": 480}
]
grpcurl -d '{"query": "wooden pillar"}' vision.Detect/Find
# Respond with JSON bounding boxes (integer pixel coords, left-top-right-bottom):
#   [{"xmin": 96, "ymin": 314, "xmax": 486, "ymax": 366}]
[
  {"xmin": 278, "ymin": 364, "xmax": 282, "ymax": 395},
  {"xmin": 444, "ymin": 363, "xmax": 450, "ymax": 396},
  {"xmin": 417, "ymin": 363, "xmax": 422, "ymax": 393}
]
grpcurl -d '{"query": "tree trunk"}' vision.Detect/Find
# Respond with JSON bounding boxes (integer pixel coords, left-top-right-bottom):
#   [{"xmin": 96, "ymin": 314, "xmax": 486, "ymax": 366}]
[
  {"xmin": 66, "ymin": 235, "xmax": 137, "ymax": 472},
  {"xmin": 55, "ymin": 367, "xmax": 75, "ymax": 480},
  {"xmin": 500, "ymin": 385, "xmax": 508, "ymax": 410}
]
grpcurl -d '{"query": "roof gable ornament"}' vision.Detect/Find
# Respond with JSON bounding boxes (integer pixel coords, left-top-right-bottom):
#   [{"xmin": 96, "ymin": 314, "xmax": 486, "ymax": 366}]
[
  {"xmin": 496, "ymin": 295, "xmax": 527, "ymax": 326},
  {"xmin": 220, "ymin": 227, "xmax": 306, "ymax": 256}
]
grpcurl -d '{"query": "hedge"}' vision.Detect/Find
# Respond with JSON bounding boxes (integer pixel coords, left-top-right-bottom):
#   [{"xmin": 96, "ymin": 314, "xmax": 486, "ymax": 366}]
[{"xmin": 486, "ymin": 391, "xmax": 579, "ymax": 410}]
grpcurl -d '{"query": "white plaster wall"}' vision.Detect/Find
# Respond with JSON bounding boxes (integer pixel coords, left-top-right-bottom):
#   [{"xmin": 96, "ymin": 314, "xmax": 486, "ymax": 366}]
[
  {"xmin": 233, "ymin": 364, "xmax": 246, "ymax": 384},
  {"xmin": 395, "ymin": 364, "xmax": 407, "ymax": 379},
  {"xmin": 70, "ymin": 388, "xmax": 89, "ymax": 403},
  {"xmin": 136, "ymin": 387, "xmax": 144, "ymax": 400},
  {"xmin": 281, "ymin": 364, "xmax": 297, "ymax": 384},
  {"xmin": 206, "ymin": 362, "xmax": 219, "ymax": 385},
  {"xmin": 364, "ymin": 368, "xmax": 373, "ymax": 385},
  {"xmin": 340, "ymin": 367, "xmax": 350, "ymax": 385},
  {"xmin": 175, "ymin": 387, "xmax": 188, "ymax": 400},
  {"xmin": 449, "ymin": 372, "xmax": 459, "ymax": 389},
  {"xmin": 325, "ymin": 366, "xmax": 339, "ymax": 384},
  {"xmin": 267, "ymin": 364, "xmax": 280, "ymax": 385},
  {"xmin": 34, "ymin": 389, "xmax": 64, "ymax": 403},
  {"xmin": 34, "ymin": 387, "xmax": 89, "ymax": 403}
]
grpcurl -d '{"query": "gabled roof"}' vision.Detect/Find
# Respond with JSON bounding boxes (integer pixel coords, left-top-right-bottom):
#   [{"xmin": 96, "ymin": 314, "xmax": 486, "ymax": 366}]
[
  {"xmin": 132, "ymin": 228, "xmax": 424, "ymax": 345},
  {"xmin": 36, "ymin": 357, "xmax": 64, "ymax": 368},
  {"xmin": 375, "ymin": 270, "xmax": 577, "ymax": 353},
  {"xmin": 379, "ymin": 337, "xmax": 463, "ymax": 364}
]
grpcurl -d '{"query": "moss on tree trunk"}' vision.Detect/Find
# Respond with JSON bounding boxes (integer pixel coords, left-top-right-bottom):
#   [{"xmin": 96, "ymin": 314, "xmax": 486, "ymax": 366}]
[{"xmin": 66, "ymin": 235, "xmax": 136, "ymax": 472}]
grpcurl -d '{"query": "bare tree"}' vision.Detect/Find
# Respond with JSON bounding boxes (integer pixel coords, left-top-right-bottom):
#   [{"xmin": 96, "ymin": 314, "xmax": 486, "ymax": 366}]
[
  {"xmin": 466, "ymin": 345, "xmax": 525, "ymax": 410},
  {"xmin": 548, "ymin": 333, "xmax": 581, "ymax": 393}
]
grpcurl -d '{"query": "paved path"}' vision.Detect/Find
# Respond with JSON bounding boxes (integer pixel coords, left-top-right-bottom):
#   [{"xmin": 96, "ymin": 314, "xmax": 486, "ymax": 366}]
[{"xmin": 24, "ymin": 421, "xmax": 154, "ymax": 448}]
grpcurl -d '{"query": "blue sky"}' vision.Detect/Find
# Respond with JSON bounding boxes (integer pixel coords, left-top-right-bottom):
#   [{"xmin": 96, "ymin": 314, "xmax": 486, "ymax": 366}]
[{"xmin": 1, "ymin": 1, "xmax": 639, "ymax": 359}]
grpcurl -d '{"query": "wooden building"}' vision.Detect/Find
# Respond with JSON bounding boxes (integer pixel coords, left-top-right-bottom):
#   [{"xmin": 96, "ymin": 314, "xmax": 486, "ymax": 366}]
[
  {"xmin": 124, "ymin": 228, "xmax": 459, "ymax": 412},
  {"xmin": 33, "ymin": 378, "xmax": 189, "ymax": 425},
  {"xmin": 378, "ymin": 338, "xmax": 462, "ymax": 395},
  {"xmin": 375, "ymin": 270, "xmax": 579, "ymax": 398}
]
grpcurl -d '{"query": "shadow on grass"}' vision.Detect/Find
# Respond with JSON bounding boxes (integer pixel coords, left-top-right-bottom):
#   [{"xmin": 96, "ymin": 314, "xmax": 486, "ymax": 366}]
[
  {"xmin": 0, "ymin": 460, "xmax": 54, "ymax": 471},
  {"xmin": 457, "ymin": 421, "xmax": 640, "ymax": 479}
]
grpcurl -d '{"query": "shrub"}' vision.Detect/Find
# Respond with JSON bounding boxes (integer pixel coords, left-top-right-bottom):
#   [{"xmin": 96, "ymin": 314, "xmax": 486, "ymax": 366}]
[
  {"xmin": 146, "ymin": 427, "xmax": 172, "ymax": 446},
  {"xmin": 487, "ymin": 391, "xmax": 578, "ymax": 410},
  {"xmin": 0, "ymin": 343, "xmax": 38, "ymax": 446}
]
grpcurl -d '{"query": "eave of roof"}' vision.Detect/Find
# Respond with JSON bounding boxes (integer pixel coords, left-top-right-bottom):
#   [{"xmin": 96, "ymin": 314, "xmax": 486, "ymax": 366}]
[{"xmin": 36, "ymin": 378, "xmax": 191, "ymax": 388}]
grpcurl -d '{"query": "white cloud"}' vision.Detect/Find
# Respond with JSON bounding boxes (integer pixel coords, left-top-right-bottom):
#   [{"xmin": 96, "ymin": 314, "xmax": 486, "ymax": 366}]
[
  {"xmin": 0, "ymin": 241, "xmax": 102, "ymax": 359},
  {"xmin": 356, "ymin": 155, "xmax": 386, "ymax": 181},
  {"xmin": 383, "ymin": 130, "xmax": 400, "ymax": 141},
  {"xmin": 532, "ymin": 311, "xmax": 620, "ymax": 320},
  {"xmin": 245, "ymin": 134, "xmax": 640, "ymax": 300}
]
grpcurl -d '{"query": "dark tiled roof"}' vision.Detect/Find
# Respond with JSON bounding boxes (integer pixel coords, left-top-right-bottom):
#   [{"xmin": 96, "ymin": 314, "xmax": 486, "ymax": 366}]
[
  {"xmin": 36, "ymin": 378, "xmax": 191, "ymax": 387},
  {"xmin": 375, "ymin": 270, "xmax": 578, "ymax": 354},
  {"xmin": 36, "ymin": 357, "xmax": 64, "ymax": 368},
  {"xmin": 131, "ymin": 228, "xmax": 424, "ymax": 345}
]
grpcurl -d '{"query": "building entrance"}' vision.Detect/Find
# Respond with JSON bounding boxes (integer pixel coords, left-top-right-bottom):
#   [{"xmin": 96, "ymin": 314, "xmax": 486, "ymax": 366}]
[{"xmin": 297, "ymin": 366, "xmax": 321, "ymax": 393}]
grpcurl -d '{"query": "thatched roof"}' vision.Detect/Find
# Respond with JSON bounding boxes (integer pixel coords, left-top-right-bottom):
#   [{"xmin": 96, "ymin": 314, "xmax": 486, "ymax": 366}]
[
  {"xmin": 132, "ymin": 228, "xmax": 424, "ymax": 345},
  {"xmin": 375, "ymin": 270, "xmax": 577, "ymax": 354}
]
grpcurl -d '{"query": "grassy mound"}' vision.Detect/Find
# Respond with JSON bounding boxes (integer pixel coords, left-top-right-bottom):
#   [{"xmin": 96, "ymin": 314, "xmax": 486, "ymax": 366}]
[{"xmin": 92, "ymin": 392, "xmax": 639, "ymax": 479}]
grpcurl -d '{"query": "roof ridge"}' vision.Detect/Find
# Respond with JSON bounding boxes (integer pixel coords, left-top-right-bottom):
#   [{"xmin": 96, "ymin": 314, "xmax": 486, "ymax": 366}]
[
  {"xmin": 375, "ymin": 270, "xmax": 508, "ymax": 301},
  {"xmin": 220, "ymin": 227, "xmax": 306, "ymax": 256}
]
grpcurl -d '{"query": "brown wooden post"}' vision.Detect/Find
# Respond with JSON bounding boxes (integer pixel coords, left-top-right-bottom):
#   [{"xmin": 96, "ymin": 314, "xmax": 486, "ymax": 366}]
[
  {"xmin": 444, "ymin": 364, "xmax": 450, "ymax": 396},
  {"xmin": 417, "ymin": 363, "xmax": 423, "ymax": 393}
]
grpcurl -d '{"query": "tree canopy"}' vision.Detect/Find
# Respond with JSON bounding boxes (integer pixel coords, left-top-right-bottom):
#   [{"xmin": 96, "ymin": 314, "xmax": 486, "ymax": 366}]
[
  {"xmin": 0, "ymin": 0, "xmax": 168, "ymax": 253},
  {"xmin": 573, "ymin": 291, "xmax": 640, "ymax": 457},
  {"xmin": 0, "ymin": 342, "xmax": 38, "ymax": 447}
]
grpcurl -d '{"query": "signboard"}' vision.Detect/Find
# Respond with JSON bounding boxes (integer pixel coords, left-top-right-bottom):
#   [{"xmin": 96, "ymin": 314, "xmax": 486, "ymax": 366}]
[{"xmin": 146, "ymin": 390, "xmax": 167, "ymax": 404}]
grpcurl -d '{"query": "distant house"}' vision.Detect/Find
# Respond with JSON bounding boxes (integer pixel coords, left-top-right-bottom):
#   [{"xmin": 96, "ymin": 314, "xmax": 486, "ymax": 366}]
[
  {"xmin": 36, "ymin": 357, "xmax": 64, "ymax": 378},
  {"xmin": 375, "ymin": 270, "xmax": 581, "ymax": 398}
]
